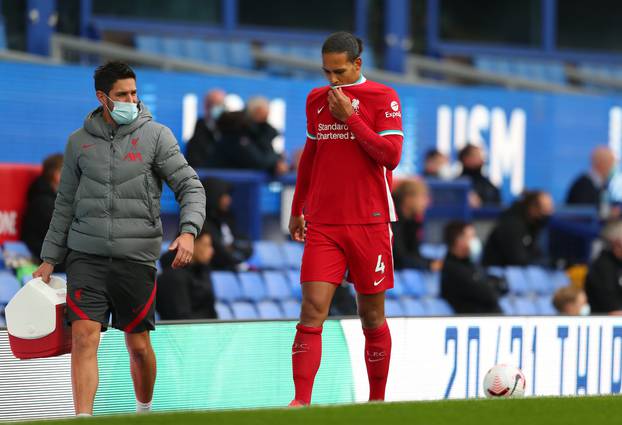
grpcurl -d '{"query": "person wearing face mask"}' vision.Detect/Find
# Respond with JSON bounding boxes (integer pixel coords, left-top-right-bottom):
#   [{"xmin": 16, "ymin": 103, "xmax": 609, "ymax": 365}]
[
  {"xmin": 457, "ymin": 144, "xmax": 501, "ymax": 208},
  {"xmin": 423, "ymin": 149, "xmax": 452, "ymax": 180},
  {"xmin": 482, "ymin": 191, "xmax": 555, "ymax": 267},
  {"xmin": 32, "ymin": 61, "xmax": 206, "ymax": 417},
  {"xmin": 440, "ymin": 221, "xmax": 507, "ymax": 314},
  {"xmin": 186, "ymin": 89, "xmax": 226, "ymax": 169},
  {"xmin": 584, "ymin": 220, "xmax": 622, "ymax": 315},
  {"xmin": 567, "ymin": 146, "xmax": 619, "ymax": 219},
  {"xmin": 552, "ymin": 286, "xmax": 590, "ymax": 316}
]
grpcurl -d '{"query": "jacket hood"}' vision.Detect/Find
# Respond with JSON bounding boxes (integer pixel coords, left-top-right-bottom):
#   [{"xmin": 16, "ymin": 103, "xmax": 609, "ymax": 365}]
[{"xmin": 83, "ymin": 102, "xmax": 152, "ymax": 139}]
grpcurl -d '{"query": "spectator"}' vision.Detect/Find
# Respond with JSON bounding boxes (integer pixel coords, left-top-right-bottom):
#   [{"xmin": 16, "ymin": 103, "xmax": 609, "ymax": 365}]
[
  {"xmin": 584, "ymin": 220, "xmax": 622, "ymax": 314},
  {"xmin": 458, "ymin": 144, "xmax": 500, "ymax": 207},
  {"xmin": 440, "ymin": 221, "xmax": 507, "ymax": 314},
  {"xmin": 21, "ymin": 153, "xmax": 64, "ymax": 267},
  {"xmin": 202, "ymin": 177, "xmax": 253, "ymax": 271},
  {"xmin": 566, "ymin": 146, "xmax": 617, "ymax": 217},
  {"xmin": 482, "ymin": 191, "xmax": 555, "ymax": 267},
  {"xmin": 391, "ymin": 179, "xmax": 442, "ymax": 271},
  {"xmin": 423, "ymin": 149, "xmax": 451, "ymax": 179},
  {"xmin": 156, "ymin": 229, "xmax": 217, "ymax": 320},
  {"xmin": 552, "ymin": 286, "xmax": 590, "ymax": 315},
  {"xmin": 186, "ymin": 89, "xmax": 226, "ymax": 168}
]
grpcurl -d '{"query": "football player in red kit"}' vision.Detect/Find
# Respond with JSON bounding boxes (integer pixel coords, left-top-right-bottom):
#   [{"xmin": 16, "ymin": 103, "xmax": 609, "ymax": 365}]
[{"xmin": 289, "ymin": 31, "xmax": 403, "ymax": 406}]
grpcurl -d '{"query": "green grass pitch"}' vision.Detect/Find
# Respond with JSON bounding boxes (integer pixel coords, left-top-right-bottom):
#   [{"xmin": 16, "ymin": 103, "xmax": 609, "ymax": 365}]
[{"xmin": 21, "ymin": 396, "xmax": 622, "ymax": 425}]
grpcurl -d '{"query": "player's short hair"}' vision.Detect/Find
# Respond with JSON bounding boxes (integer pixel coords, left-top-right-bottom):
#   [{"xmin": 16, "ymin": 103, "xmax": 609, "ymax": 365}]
[
  {"xmin": 443, "ymin": 220, "xmax": 471, "ymax": 248},
  {"xmin": 41, "ymin": 153, "xmax": 63, "ymax": 183},
  {"xmin": 520, "ymin": 190, "xmax": 546, "ymax": 210},
  {"xmin": 458, "ymin": 144, "xmax": 480, "ymax": 163},
  {"xmin": 94, "ymin": 61, "xmax": 136, "ymax": 95},
  {"xmin": 552, "ymin": 286, "xmax": 581, "ymax": 313},
  {"xmin": 322, "ymin": 31, "xmax": 363, "ymax": 62},
  {"xmin": 425, "ymin": 149, "xmax": 444, "ymax": 162}
]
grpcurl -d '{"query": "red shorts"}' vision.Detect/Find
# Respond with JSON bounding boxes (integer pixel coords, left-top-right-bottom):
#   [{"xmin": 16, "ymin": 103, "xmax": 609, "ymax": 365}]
[{"xmin": 300, "ymin": 222, "xmax": 394, "ymax": 294}]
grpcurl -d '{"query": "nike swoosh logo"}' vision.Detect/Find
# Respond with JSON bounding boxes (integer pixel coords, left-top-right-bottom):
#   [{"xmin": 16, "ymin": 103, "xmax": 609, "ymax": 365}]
[
  {"xmin": 317, "ymin": 105, "xmax": 325, "ymax": 114},
  {"xmin": 373, "ymin": 277, "xmax": 386, "ymax": 287},
  {"xmin": 82, "ymin": 143, "xmax": 96, "ymax": 149},
  {"xmin": 292, "ymin": 350, "xmax": 308, "ymax": 355}
]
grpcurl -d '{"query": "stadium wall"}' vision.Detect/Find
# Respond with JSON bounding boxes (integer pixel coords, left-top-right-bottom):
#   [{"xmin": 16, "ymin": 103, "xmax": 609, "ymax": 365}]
[{"xmin": 1, "ymin": 316, "xmax": 621, "ymax": 420}]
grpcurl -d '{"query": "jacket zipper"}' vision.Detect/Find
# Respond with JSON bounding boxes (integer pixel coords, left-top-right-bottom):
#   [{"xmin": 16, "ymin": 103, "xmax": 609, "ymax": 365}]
[{"xmin": 108, "ymin": 132, "xmax": 114, "ymax": 242}]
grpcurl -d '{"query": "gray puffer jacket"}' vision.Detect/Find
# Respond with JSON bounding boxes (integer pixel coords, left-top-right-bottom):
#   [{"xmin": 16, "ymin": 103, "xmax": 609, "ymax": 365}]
[{"xmin": 41, "ymin": 104, "xmax": 206, "ymax": 267}]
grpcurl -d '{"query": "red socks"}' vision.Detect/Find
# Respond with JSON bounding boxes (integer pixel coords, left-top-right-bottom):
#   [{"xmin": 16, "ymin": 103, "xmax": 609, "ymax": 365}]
[
  {"xmin": 292, "ymin": 323, "xmax": 323, "ymax": 405},
  {"xmin": 363, "ymin": 320, "xmax": 392, "ymax": 401}
]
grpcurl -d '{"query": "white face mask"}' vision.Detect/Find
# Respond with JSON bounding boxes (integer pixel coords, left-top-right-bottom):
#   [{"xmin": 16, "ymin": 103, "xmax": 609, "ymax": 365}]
[
  {"xmin": 579, "ymin": 304, "xmax": 591, "ymax": 316},
  {"xmin": 438, "ymin": 164, "xmax": 453, "ymax": 180},
  {"xmin": 469, "ymin": 237, "xmax": 483, "ymax": 263}
]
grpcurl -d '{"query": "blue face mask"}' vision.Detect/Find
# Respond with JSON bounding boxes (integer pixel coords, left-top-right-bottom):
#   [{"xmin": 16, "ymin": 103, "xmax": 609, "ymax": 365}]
[
  {"xmin": 105, "ymin": 94, "xmax": 138, "ymax": 125},
  {"xmin": 210, "ymin": 105, "xmax": 224, "ymax": 121},
  {"xmin": 469, "ymin": 237, "xmax": 483, "ymax": 263}
]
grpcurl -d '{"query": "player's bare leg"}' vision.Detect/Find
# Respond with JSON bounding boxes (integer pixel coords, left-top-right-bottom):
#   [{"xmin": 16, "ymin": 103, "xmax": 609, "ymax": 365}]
[
  {"xmin": 71, "ymin": 319, "xmax": 101, "ymax": 415},
  {"xmin": 291, "ymin": 281, "xmax": 338, "ymax": 406},
  {"xmin": 125, "ymin": 331, "xmax": 156, "ymax": 411},
  {"xmin": 357, "ymin": 291, "xmax": 392, "ymax": 401}
]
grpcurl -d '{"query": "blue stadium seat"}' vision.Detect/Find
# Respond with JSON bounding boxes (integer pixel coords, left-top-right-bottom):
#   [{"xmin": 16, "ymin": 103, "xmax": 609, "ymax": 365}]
[
  {"xmin": 0, "ymin": 271, "xmax": 20, "ymax": 304},
  {"xmin": 256, "ymin": 300, "xmax": 284, "ymax": 319},
  {"xmin": 280, "ymin": 299, "xmax": 301, "ymax": 319},
  {"xmin": 286, "ymin": 270, "xmax": 302, "ymax": 299},
  {"xmin": 487, "ymin": 266, "xmax": 506, "ymax": 279},
  {"xmin": 228, "ymin": 41, "xmax": 254, "ymax": 69},
  {"xmin": 506, "ymin": 267, "xmax": 531, "ymax": 295},
  {"xmin": 160, "ymin": 241, "xmax": 171, "ymax": 255},
  {"xmin": 499, "ymin": 297, "xmax": 515, "ymax": 315},
  {"xmin": 400, "ymin": 269, "xmax": 426, "ymax": 297},
  {"xmin": 161, "ymin": 37, "xmax": 186, "ymax": 59},
  {"xmin": 253, "ymin": 241, "xmax": 286, "ymax": 269},
  {"xmin": 135, "ymin": 35, "xmax": 162, "ymax": 54},
  {"xmin": 282, "ymin": 241, "xmax": 304, "ymax": 269},
  {"xmin": 423, "ymin": 272, "xmax": 441, "ymax": 297},
  {"xmin": 536, "ymin": 295, "xmax": 556, "ymax": 315},
  {"xmin": 263, "ymin": 271, "xmax": 292, "ymax": 300},
  {"xmin": 387, "ymin": 272, "xmax": 406, "ymax": 299},
  {"xmin": 212, "ymin": 271, "xmax": 242, "ymax": 303},
  {"xmin": 215, "ymin": 302, "xmax": 233, "ymax": 320},
  {"xmin": 550, "ymin": 270, "xmax": 570, "ymax": 290},
  {"xmin": 514, "ymin": 297, "xmax": 538, "ymax": 315},
  {"xmin": 420, "ymin": 243, "xmax": 446, "ymax": 260},
  {"xmin": 230, "ymin": 301, "xmax": 258, "ymax": 320},
  {"xmin": 3, "ymin": 241, "xmax": 32, "ymax": 258},
  {"xmin": 204, "ymin": 40, "xmax": 229, "ymax": 66},
  {"xmin": 474, "ymin": 56, "xmax": 566, "ymax": 85},
  {"xmin": 385, "ymin": 299, "xmax": 404, "ymax": 317},
  {"xmin": 238, "ymin": 272, "xmax": 267, "ymax": 302},
  {"xmin": 421, "ymin": 298, "xmax": 453, "ymax": 316},
  {"xmin": 525, "ymin": 266, "xmax": 551, "ymax": 295},
  {"xmin": 400, "ymin": 297, "xmax": 426, "ymax": 316}
]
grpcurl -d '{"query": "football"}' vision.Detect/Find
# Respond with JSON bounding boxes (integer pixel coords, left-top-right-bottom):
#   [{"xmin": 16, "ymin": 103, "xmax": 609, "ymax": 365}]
[{"xmin": 482, "ymin": 364, "xmax": 526, "ymax": 398}]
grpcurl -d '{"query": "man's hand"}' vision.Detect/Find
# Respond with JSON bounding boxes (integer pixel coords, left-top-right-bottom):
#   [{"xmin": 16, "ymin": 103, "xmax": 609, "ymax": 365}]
[
  {"xmin": 289, "ymin": 215, "xmax": 306, "ymax": 242},
  {"xmin": 327, "ymin": 87, "xmax": 354, "ymax": 122},
  {"xmin": 169, "ymin": 233, "xmax": 195, "ymax": 269},
  {"xmin": 33, "ymin": 262, "xmax": 55, "ymax": 284}
]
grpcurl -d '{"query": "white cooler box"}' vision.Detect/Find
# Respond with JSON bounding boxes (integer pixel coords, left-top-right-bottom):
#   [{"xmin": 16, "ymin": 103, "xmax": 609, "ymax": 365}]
[{"xmin": 5, "ymin": 276, "xmax": 72, "ymax": 359}]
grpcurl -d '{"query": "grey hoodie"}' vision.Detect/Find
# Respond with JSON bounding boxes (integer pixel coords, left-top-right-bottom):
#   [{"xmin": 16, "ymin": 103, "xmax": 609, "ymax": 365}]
[{"xmin": 40, "ymin": 104, "xmax": 206, "ymax": 267}]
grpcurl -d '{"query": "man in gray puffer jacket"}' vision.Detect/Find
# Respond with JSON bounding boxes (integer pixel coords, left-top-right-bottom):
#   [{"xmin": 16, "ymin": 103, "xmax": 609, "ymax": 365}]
[{"xmin": 33, "ymin": 61, "xmax": 205, "ymax": 416}]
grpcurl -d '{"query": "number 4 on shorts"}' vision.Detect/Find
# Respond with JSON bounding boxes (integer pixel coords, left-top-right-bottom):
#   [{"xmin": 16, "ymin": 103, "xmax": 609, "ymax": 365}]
[{"xmin": 375, "ymin": 254, "xmax": 385, "ymax": 274}]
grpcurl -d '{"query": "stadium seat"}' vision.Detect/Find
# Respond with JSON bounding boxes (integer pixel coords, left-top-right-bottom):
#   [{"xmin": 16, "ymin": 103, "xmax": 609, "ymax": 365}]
[
  {"xmin": 230, "ymin": 301, "xmax": 258, "ymax": 320},
  {"xmin": 385, "ymin": 299, "xmax": 404, "ymax": 317},
  {"xmin": 499, "ymin": 297, "xmax": 515, "ymax": 315},
  {"xmin": 160, "ymin": 241, "xmax": 171, "ymax": 254},
  {"xmin": 400, "ymin": 297, "xmax": 426, "ymax": 316},
  {"xmin": 135, "ymin": 35, "xmax": 162, "ymax": 54},
  {"xmin": 204, "ymin": 40, "xmax": 229, "ymax": 66},
  {"xmin": 505, "ymin": 267, "xmax": 531, "ymax": 295},
  {"xmin": 387, "ymin": 272, "xmax": 406, "ymax": 299},
  {"xmin": 423, "ymin": 272, "xmax": 441, "ymax": 297},
  {"xmin": 0, "ymin": 271, "xmax": 20, "ymax": 304},
  {"xmin": 256, "ymin": 300, "xmax": 284, "ymax": 319},
  {"xmin": 421, "ymin": 298, "xmax": 453, "ymax": 316},
  {"xmin": 228, "ymin": 41, "xmax": 254, "ymax": 69},
  {"xmin": 286, "ymin": 270, "xmax": 302, "ymax": 299},
  {"xmin": 535, "ymin": 295, "xmax": 556, "ymax": 315},
  {"xmin": 0, "ymin": 18, "xmax": 6, "ymax": 50},
  {"xmin": 525, "ymin": 266, "xmax": 552, "ymax": 295},
  {"xmin": 215, "ymin": 302, "xmax": 233, "ymax": 320},
  {"xmin": 420, "ymin": 243, "xmax": 446, "ymax": 260},
  {"xmin": 212, "ymin": 271, "xmax": 242, "ymax": 303},
  {"xmin": 550, "ymin": 270, "xmax": 570, "ymax": 290},
  {"xmin": 253, "ymin": 241, "xmax": 286, "ymax": 269},
  {"xmin": 161, "ymin": 37, "xmax": 186, "ymax": 59},
  {"xmin": 280, "ymin": 299, "xmax": 301, "ymax": 319},
  {"xmin": 263, "ymin": 271, "xmax": 292, "ymax": 300},
  {"xmin": 238, "ymin": 272, "xmax": 267, "ymax": 302},
  {"xmin": 400, "ymin": 269, "xmax": 426, "ymax": 297},
  {"xmin": 2, "ymin": 241, "xmax": 32, "ymax": 258},
  {"xmin": 487, "ymin": 266, "xmax": 506, "ymax": 279},
  {"xmin": 282, "ymin": 241, "xmax": 304, "ymax": 269},
  {"xmin": 514, "ymin": 297, "xmax": 538, "ymax": 315}
]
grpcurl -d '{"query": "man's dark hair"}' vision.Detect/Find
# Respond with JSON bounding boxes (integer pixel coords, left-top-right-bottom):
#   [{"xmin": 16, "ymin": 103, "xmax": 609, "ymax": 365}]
[
  {"xmin": 425, "ymin": 149, "xmax": 443, "ymax": 162},
  {"xmin": 443, "ymin": 220, "xmax": 471, "ymax": 248},
  {"xmin": 521, "ymin": 190, "xmax": 545, "ymax": 210},
  {"xmin": 94, "ymin": 61, "xmax": 136, "ymax": 94},
  {"xmin": 458, "ymin": 144, "xmax": 479, "ymax": 163},
  {"xmin": 42, "ymin": 153, "xmax": 63, "ymax": 182},
  {"xmin": 322, "ymin": 31, "xmax": 363, "ymax": 62}
]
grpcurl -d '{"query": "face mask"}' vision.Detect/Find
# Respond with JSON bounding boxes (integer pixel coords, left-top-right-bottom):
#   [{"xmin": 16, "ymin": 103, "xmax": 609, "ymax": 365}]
[
  {"xmin": 579, "ymin": 304, "xmax": 591, "ymax": 316},
  {"xmin": 210, "ymin": 105, "xmax": 224, "ymax": 121},
  {"xmin": 104, "ymin": 94, "xmax": 138, "ymax": 125},
  {"xmin": 468, "ymin": 237, "xmax": 483, "ymax": 263},
  {"xmin": 438, "ymin": 164, "xmax": 453, "ymax": 180}
]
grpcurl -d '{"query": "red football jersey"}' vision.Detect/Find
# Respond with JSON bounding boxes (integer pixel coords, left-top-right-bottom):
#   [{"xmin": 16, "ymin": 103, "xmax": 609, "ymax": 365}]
[{"xmin": 292, "ymin": 76, "xmax": 404, "ymax": 225}]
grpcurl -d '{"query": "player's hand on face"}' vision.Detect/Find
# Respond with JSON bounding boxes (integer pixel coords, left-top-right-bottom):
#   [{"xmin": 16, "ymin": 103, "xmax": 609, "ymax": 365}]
[
  {"xmin": 33, "ymin": 261, "xmax": 54, "ymax": 284},
  {"xmin": 289, "ymin": 215, "xmax": 306, "ymax": 242},
  {"xmin": 327, "ymin": 88, "xmax": 354, "ymax": 122},
  {"xmin": 170, "ymin": 233, "xmax": 195, "ymax": 269}
]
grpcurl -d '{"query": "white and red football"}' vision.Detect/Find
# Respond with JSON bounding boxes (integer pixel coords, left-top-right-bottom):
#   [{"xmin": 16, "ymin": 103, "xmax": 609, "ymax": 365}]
[{"xmin": 483, "ymin": 364, "xmax": 526, "ymax": 398}]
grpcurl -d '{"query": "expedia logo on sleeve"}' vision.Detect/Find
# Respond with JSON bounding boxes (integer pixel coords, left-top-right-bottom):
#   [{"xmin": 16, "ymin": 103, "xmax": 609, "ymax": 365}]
[{"xmin": 385, "ymin": 100, "xmax": 401, "ymax": 118}]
